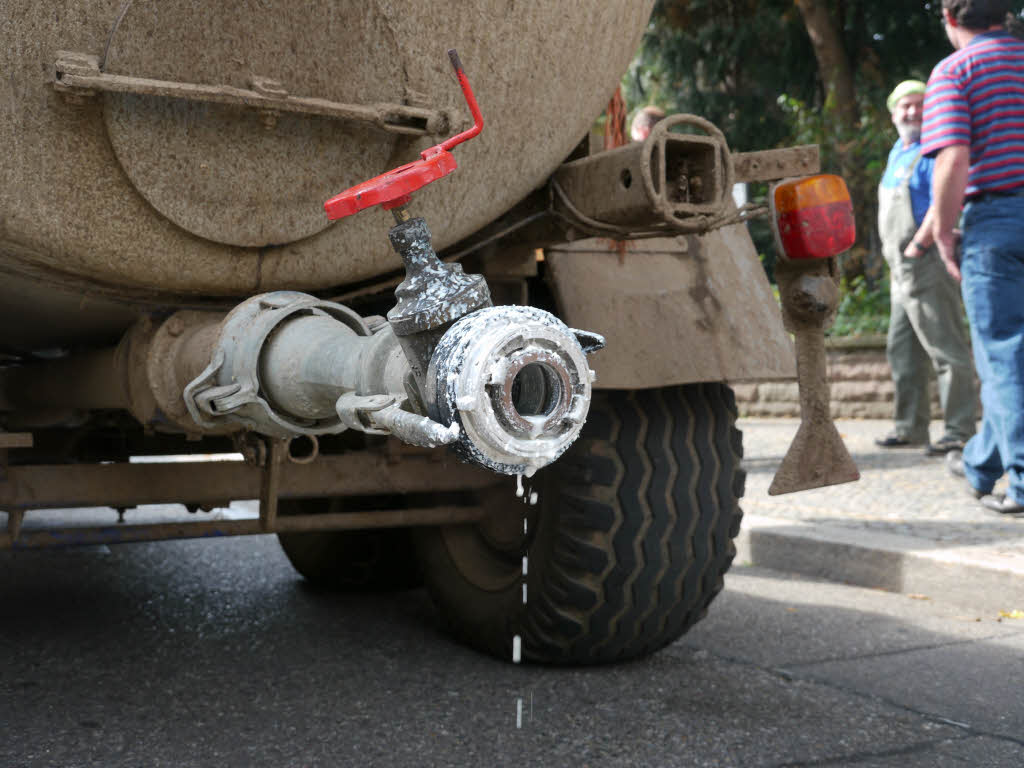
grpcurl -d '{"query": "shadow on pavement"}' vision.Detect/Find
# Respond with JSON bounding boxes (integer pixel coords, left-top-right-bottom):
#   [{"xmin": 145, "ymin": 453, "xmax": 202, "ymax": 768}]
[
  {"xmin": 2, "ymin": 543, "xmax": 1023, "ymax": 767},
  {"xmin": 742, "ymin": 450, "xmax": 950, "ymax": 475}
]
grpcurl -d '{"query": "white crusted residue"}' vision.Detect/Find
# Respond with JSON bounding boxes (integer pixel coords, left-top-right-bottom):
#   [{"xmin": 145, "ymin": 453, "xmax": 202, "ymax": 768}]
[
  {"xmin": 432, "ymin": 305, "xmax": 592, "ymax": 476},
  {"xmin": 512, "ymin": 634, "xmax": 522, "ymax": 663},
  {"xmin": 455, "ymin": 393, "xmax": 478, "ymax": 412},
  {"xmin": 524, "ymin": 414, "xmax": 546, "ymax": 439},
  {"xmin": 515, "ymin": 473, "xmax": 524, "ymax": 498}
]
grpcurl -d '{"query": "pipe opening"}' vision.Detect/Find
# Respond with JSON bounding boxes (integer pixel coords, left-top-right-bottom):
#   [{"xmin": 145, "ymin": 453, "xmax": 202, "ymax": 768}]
[
  {"xmin": 510, "ymin": 362, "xmax": 562, "ymax": 419},
  {"xmin": 287, "ymin": 434, "xmax": 319, "ymax": 465}
]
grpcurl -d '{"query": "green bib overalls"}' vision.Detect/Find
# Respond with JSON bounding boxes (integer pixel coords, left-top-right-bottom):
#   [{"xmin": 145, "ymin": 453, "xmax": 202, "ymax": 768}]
[{"xmin": 878, "ymin": 152, "xmax": 975, "ymax": 443}]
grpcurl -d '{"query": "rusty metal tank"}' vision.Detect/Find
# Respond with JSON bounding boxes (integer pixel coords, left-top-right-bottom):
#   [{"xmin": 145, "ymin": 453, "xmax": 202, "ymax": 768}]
[{"xmin": 0, "ymin": 0, "xmax": 653, "ymax": 349}]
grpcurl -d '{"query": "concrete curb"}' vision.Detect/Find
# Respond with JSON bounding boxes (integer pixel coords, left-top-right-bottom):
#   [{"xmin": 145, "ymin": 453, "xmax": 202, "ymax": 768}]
[{"xmin": 734, "ymin": 513, "xmax": 1024, "ymax": 614}]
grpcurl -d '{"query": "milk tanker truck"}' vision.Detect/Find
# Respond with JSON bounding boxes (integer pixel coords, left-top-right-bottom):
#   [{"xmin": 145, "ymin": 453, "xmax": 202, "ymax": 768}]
[{"xmin": 0, "ymin": 1, "xmax": 859, "ymax": 663}]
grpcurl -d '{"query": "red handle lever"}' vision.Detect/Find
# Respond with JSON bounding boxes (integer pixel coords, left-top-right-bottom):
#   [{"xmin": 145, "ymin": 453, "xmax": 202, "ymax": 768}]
[{"xmin": 324, "ymin": 49, "xmax": 484, "ymax": 220}]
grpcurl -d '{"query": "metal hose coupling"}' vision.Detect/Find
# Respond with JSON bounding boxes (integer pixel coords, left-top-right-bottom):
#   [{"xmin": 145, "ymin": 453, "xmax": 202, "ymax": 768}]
[{"xmin": 425, "ymin": 306, "xmax": 604, "ymax": 476}]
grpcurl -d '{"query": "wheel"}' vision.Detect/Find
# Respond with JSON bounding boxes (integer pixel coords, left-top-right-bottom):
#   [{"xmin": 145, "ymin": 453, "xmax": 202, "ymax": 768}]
[
  {"xmin": 414, "ymin": 382, "xmax": 745, "ymax": 664},
  {"xmin": 277, "ymin": 499, "xmax": 422, "ymax": 592}
]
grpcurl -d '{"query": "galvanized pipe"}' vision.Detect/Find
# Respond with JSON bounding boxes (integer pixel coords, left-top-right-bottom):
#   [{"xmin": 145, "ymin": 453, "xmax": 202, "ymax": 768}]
[
  {"xmin": 257, "ymin": 314, "xmax": 407, "ymax": 422},
  {"xmin": 257, "ymin": 314, "xmax": 367, "ymax": 420},
  {"xmin": 0, "ymin": 287, "xmax": 599, "ymax": 477}
]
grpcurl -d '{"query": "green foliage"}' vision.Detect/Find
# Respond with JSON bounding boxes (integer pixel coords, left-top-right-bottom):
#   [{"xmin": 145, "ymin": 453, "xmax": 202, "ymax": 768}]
[
  {"xmin": 828, "ymin": 275, "xmax": 891, "ymax": 338},
  {"xmin": 627, "ymin": 0, "xmax": 962, "ymax": 151},
  {"xmin": 627, "ymin": 0, "xmax": 1024, "ymax": 283},
  {"xmin": 625, "ymin": 0, "xmax": 814, "ymax": 152}
]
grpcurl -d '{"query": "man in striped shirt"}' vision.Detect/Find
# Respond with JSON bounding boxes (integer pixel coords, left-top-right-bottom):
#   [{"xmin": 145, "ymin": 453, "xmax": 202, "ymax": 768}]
[{"xmin": 915, "ymin": 0, "xmax": 1024, "ymax": 514}]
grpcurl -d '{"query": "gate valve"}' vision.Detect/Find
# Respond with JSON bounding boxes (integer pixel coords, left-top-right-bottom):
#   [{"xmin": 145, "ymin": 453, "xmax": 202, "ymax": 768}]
[{"xmin": 323, "ymin": 49, "xmax": 483, "ymax": 220}]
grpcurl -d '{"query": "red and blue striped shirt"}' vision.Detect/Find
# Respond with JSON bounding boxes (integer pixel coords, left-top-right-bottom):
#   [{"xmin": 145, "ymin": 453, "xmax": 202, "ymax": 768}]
[{"xmin": 920, "ymin": 31, "xmax": 1024, "ymax": 198}]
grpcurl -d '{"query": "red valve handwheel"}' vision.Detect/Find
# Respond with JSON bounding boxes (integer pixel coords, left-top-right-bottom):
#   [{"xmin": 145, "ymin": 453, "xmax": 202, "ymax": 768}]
[{"xmin": 324, "ymin": 49, "xmax": 483, "ymax": 220}]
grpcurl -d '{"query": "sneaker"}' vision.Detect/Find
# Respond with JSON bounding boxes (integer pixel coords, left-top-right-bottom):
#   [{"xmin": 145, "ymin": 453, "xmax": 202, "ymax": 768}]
[
  {"xmin": 981, "ymin": 494, "xmax": 1024, "ymax": 515},
  {"xmin": 946, "ymin": 450, "xmax": 985, "ymax": 499},
  {"xmin": 946, "ymin": 450, "xmax": 965, "ymax": 476},
  {"xmin": 875, "ymin": 432, "xmax": 924, "ymax": 448},
  {"xmin": 925, "ymin": 436, "xmax": 966, "ymax": 456}
]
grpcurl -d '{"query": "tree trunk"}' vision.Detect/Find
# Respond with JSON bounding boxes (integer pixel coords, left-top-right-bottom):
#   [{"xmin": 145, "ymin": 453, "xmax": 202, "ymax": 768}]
[
  {"xmin": 796, "ymin": 0, "xmax": 868, "ymax": 280},
  {"xmin": 795, "ymin": 0, "xmax": 858, "ymax": 131}
]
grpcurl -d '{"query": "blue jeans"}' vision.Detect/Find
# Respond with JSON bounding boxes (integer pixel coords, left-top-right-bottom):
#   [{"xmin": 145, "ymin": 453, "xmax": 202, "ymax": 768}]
[{"xmin": 960, "ymin": 191, "xmax": 1024, "ymax": 504}]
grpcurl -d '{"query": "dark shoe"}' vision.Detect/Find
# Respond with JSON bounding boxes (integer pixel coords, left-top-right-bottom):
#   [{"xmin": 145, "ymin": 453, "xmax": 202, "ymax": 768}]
[
  {"xmin": 925, "ymin": 436, "xmax": 966, "ymax": 456},
  {"xmin": 875, "ymin": 433, "xmax": 923, "ymax": 448},
  {"xmin": 946, "ymin": 450, "xmax": 985, "ymax": 499},
  {"xmin": 981, "ymin": 494, "xmax": 1024, "ymax": 514}
]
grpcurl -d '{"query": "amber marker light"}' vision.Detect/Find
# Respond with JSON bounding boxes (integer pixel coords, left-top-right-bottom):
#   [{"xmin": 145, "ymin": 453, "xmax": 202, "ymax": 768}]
[{"xmin": 771, "ymin": 174, "xmax": 856, "ymax": 261}]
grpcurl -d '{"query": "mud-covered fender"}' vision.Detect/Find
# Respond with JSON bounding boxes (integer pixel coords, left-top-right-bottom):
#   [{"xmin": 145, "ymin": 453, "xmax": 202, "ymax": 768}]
[{"xmin": 544, "ymin": 224, "xmax": 795, "ymax": 389}]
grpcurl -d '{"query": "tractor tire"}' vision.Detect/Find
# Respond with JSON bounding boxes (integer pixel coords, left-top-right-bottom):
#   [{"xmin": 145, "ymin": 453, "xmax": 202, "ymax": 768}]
[
  {"xmin": 277, "ymin": 499, "xmax": 422, "ymax": 592},
  {"xmin": 414, "ymin": 382, "xmax": 745, "ymax": 664}
]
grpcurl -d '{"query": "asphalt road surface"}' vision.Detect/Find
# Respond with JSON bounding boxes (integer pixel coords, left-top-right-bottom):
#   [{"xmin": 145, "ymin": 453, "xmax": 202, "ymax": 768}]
[{"xmin": 2, "ymin": 532, "xmax": 1022, "ymax": 767}]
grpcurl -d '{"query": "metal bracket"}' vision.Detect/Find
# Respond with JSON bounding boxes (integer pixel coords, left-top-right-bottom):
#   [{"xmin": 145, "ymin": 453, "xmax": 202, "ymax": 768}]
[
  {"xmin": 335, "ymin": 393, "xmax": 398, "ymax": 435},
  {"xmin": 732, "ymin": 145, "xmax": 821, "ymax": 183},
  {"xmin": 769, "ymin": 260, "xmax": 860, "ymax": 495},
  {"xmin": 335, "ymin": 393, "xmax": 460, "ymax": 448},
  {"xmin": 552, "ymin": 113, "xmax": 735, "ymax": 237},
  {"xmin": 0, "ymin": 431, "xmax": 32, "ymax": 490},
  {"xmin": 6, "ymin": 509, "xmax": 24, "ymax": 543},
  {"xmin": 259, "ymin": 439, "xmax": 286, "ymax": 532},
  {"xmin": 570, "ymin": 328, "xmax": 606, "ymax": 355},
  {"xmin": 550, "ymin": 118, "xmax": 822, "ymax": 240},
  {"xmin": 0, "ymin": 432, "xmax": 32, "ymax": 544},
  {"xmin": 54, "ymin": 51, "xmax": 449, "ymax": 137}
]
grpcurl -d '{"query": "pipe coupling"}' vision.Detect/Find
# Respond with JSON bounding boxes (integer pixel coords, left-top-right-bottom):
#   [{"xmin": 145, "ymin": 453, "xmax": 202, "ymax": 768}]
[
  {"xmin": 426, "ymin": 306, "xmax": 601, "ymax": 476},
  {"xmin": 183, "ymin": 292, "xmax": 369, "ymax": 437}
]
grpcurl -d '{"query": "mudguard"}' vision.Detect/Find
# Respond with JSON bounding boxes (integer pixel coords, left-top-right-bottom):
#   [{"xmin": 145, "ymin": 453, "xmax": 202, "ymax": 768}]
[{"xmin": 545, "ymin": 224, "xmax": 796, "ymax": 389}]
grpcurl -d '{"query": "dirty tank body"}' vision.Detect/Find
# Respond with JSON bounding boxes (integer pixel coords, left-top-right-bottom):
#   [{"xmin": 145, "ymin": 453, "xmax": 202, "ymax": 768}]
[
  {"xmin": 2, "ymin": 0, "xmax": 655, "ymax": 345},
  {"xmin": 0, "ymin": 1, "xmax": 815, "ymax": 664}
]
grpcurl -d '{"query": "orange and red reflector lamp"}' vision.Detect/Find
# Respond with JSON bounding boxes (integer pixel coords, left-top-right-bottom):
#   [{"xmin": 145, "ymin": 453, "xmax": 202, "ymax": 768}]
[{"xmin": 771, "ymin": 174, "xmax": 856, "ymax": 261}]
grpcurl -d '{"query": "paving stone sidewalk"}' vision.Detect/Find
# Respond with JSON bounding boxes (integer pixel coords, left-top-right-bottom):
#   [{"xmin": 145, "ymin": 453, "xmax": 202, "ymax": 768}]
[{"xmin": 736, "ymin": 418, "xmax": 1024, "ymax": 613}]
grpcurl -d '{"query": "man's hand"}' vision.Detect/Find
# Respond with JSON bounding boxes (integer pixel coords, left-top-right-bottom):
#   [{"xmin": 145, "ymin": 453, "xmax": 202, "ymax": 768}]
[
  {"xmin": 903, "ymin": 240, "xmax": 924, "ymax": 259},
  {"xmin": 934, "ymin": 229, "xmax": 961, "ymax": 281},
  {"xmin": 904, "ymin": 206, "xmax": 934, "ymax": 259},
  {"xmin": 930, "ymin": 144, "xmax": 970, "ymax": 282}
]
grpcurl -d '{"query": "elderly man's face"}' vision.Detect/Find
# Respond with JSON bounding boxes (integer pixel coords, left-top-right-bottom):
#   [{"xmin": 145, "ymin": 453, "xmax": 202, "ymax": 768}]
[{"xmin": 891, "ymin": 92, "xmax": 924, "ymax": 145}]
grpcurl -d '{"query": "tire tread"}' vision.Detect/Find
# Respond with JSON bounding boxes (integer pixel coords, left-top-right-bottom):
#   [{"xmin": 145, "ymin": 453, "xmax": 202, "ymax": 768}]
[
  {"xmin": 419, "ymin": 382, "xmax": 745, "ymax": 664},
  {"xmin": 532, "ymin": 382, "xmax": 744, "ymax": 662}
]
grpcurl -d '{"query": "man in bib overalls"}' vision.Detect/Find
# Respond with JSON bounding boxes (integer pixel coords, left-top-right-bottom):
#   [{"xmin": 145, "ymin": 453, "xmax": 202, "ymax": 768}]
[{"xmin": 875, "ymin": 79, "xmax": 976, "ymax": 455}]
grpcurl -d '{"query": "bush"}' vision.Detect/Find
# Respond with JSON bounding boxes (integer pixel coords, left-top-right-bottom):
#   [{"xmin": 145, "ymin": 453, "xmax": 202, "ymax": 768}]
[{"xmin": 827, "ymin": 275, "xmax": 890, "ymax": 338}]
